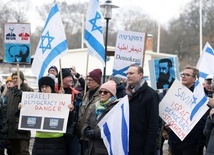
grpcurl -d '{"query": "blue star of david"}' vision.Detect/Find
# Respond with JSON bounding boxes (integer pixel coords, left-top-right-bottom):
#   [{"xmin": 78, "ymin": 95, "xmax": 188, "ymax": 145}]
[
  {"xmin": 39, "ymin": 31, "xmax": 55, "ymax": 53},
  {"xmin": 89, "ymin": 11, "xmax": 102, "ymax": 33},
  {"xmin": 192, "ymin": 95, "xmax": 197, "ymax": 105}
]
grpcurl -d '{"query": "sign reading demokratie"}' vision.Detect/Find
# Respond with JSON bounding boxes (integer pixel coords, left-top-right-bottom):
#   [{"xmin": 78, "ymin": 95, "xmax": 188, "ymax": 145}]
[
  {"xmin": 18, "ymin": 92, "xmax": 71, "ymax": 133},
  {"xmin": 112, "ymin": 30, "xmax": 146, "ymax": 78}
]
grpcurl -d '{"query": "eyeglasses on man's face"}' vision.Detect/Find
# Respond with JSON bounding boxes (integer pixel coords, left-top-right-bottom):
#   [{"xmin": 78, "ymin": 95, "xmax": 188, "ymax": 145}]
[
  {"xmin": 86, "ymin": 78, "xmax": 94, "ymax": 82},
  {"xmin": 180, "ymin": 73, "xmax": 195, "ymax": 78}
]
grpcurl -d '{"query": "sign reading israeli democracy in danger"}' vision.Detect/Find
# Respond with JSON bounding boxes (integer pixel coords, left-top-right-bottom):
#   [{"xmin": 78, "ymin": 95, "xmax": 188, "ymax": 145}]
[{"xmin": 19, "ymin": 92, "xmax": 71, "ymax": 133}]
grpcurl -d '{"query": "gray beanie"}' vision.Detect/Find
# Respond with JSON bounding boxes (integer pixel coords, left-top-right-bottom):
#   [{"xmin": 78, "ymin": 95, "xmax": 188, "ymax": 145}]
[{"xmin": 108, "ymin": 75, "xmax": 121, "ymax": 85}]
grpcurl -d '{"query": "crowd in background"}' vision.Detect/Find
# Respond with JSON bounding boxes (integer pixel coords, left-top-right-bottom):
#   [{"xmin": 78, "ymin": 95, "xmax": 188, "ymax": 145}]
[{"xmin": 0, "ymin": 64, "xmax": 213, "ymax": 155}]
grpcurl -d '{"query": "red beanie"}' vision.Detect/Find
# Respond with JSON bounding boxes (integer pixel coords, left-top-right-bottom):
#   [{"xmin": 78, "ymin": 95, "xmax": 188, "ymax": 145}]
[{"xmin": 87, "ymin": 69, "xmax": 102, "ymax": 84}]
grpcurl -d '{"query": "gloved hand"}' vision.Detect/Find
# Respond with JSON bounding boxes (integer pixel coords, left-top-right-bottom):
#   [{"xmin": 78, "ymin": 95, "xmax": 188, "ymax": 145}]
[{"xmin": 84, "ymin": 127, "xmax": 95, "ymax": 139}]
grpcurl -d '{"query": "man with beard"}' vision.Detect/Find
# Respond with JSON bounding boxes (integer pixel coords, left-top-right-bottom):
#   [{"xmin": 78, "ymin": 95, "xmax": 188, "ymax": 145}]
[{"xmin": 156, "ymin": 58, "xmax": 175, "ymax": 89}]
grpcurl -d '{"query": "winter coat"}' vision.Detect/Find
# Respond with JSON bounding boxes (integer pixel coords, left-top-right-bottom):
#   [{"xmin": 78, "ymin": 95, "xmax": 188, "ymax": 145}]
[
  {"xmin": 4, "ymin": 84, "xmax": 34, "ymax": 140},
  {"xmin": 203, "ymin": 114, "xmax": 214, "ymax": 155},
  {"xmin": 63, "ymin": 87, "xmax": 81, "ymax": 138},
  {"xmin": 82, "ymin": 99, "xmax": 119, "ymax": 155},
  {"xmin": 0, "ymin": 98, "xmax": 4, "ymax": 153},
  {"xmin": 116, "ymin": 83, "xmax": 126, "ymax": 99},
  {"xmin": 32, "ymin": 136, "xmax": 66, "ymax": 155},
  {"xmin": 78, "ymin": 87, "xmax": 100, "ymax": 140},
  {"xmin": 128, "ymin": 81, "xmax": 159, "ymax": 155}
]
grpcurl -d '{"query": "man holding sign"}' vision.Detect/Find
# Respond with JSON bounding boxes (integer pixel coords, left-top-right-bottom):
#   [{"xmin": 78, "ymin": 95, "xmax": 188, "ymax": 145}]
[{"xmin": 168, "ymin": 66, "xmax": 208, "ymax": 155}]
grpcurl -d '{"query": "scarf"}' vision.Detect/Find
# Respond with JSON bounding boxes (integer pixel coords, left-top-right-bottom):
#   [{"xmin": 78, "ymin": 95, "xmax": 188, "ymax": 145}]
[
  {"xmin": 95, "ymin": 96, "xmax": 117, "ymax": 119},
  {"xmin": 126, "ymin": 78, "xmax": 145, "ymax": 99}
]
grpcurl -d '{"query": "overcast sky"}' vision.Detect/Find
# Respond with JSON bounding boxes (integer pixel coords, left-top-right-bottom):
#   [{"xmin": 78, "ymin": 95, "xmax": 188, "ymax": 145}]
[{"xmin": 31, "ymin": 0, "xmax": 191, "ymax": 24}]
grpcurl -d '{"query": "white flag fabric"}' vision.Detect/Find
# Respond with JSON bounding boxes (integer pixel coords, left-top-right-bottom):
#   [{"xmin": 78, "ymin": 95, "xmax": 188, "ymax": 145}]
[
  {"xmin": 196, "ymin": 42, "xmax": 214, "ymax": 82},
  {"xmin": 190, "ymin": 79, "xmax": 209, "ymax": 121},
  {"xmin": 31, "ymin": 4, "xmax": 68, "ymax": 79},
  {"xmin": 97, "ymin": 95, "xmax": 129, "ymax": 155},
  {"xmin": 84, "ymin": 0, "xmax": 105, "ymax": 66}
]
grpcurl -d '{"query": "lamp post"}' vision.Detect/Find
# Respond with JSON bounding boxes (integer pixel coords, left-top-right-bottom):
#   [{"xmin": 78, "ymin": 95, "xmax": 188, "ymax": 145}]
[{"xmin": 100, "ymin": 0, "xmax": 119, "ymax": 83}]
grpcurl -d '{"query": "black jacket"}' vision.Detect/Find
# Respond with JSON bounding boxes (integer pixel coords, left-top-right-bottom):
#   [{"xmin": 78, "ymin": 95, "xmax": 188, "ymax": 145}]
[
  {"xmin": 128, "ymin": 81, "xmax": 159, "ymax": 155},
  {"xmin": 4, "ymin": 84, "xmax": 34, "ymax": 140}
]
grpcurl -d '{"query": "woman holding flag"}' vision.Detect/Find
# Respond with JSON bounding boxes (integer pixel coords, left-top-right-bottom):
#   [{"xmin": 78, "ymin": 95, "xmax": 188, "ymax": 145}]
[{"xmin": 82, "ymin": 80, "xmax": 119, "ymax": 155}]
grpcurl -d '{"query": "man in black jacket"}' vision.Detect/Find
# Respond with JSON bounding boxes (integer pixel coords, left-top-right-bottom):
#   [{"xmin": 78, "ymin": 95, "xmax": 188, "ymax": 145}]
[
  {"xmin": 126, "ymin": 64, "xmax": 159, "ymax": 155},
  {"xmin": 4, "ymin": 71, "xmax": 34, "ymax": 155},
  {"xmin": 168, "ymin": 66, "xmax": 206, "ymax": 155}
]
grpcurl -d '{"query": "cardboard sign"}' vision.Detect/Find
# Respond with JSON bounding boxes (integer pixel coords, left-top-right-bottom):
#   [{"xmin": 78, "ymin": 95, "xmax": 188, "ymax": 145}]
[
  {"xmin": 112, "ymin": 30, "xmax": 146, "ymax": 78},
  {"xmin": 159, "ymin": 79, "xmax": 209, "ymax": 141},
  {"xmin": 18, "ymin": 92, "xmax": 71, "ymax": 133}
]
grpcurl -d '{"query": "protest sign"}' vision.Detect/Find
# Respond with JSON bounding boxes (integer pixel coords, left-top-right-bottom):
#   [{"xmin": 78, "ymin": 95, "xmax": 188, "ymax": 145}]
[
  {"xmin": 4, "ymin": 23, "xmax": 31, "ymax": 64},
  {"xmin": 112, "ymin": 30, "xmax": 146, "ymax": 78},
  {"xmin": 159, "ymin": 79, "xmax": 209, "ymax": 141},
  {"xmin": 149, "ymin": 57, "xmax": 180, "ymax": 90},
  {"xmin": 18, "ymin": 92, "xmax": 71, "ymax": 133}
]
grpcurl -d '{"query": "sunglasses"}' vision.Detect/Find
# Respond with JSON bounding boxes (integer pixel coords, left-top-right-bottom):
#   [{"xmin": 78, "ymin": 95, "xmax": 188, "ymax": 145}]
[{"xmin": 99, "ymin": 90, "xmax": 110, "ymax": 95}]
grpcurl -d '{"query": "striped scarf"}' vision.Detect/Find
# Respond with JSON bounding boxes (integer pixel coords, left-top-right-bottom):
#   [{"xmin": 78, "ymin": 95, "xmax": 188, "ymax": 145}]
[
  {"xmin": 126, "ymin": 78, "xmax": 145, "ymax": 99},
  {"xmin": 95, "ymin": 96, "xmax": 117, "ymax": 119}
]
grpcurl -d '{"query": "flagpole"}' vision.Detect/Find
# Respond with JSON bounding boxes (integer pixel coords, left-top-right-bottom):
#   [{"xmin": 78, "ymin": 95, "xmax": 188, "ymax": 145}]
[
  {"xmin": 199, "ymin": 0, "xmax": 202, "ymax": 56},
  {"xmin": 84, "ymin": 53, "xmax": 89, "ymax": 95},
  {"xmin": 157, "ymin": 22, "xmax": 160, "ymax": 53},
  {"xmin": 17, "ymin": 64, "xmax": 20, "ymax": 89},
  {"xmin": 59, "ymin": 59, "xmax": 64, "ymax": 89},
  {"xmin": 103, "ymin": 18, "xmax": 109, "ymax": 83},
  {"xmin": 81, "ymin": 14, "xmax": 84, "ymax": 49}
]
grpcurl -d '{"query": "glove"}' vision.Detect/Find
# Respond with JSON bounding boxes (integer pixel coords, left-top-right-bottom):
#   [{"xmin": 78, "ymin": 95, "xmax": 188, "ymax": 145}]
[{"xmin": 84, "ymin": 127, "xmax": 95, "ymax": 139}]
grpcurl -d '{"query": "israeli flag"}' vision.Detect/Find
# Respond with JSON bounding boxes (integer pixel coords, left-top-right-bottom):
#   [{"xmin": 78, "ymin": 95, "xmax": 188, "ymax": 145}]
[
  {"xmin": 31, "ymin": 3, "xmax": 68, "ymax": 79},
  {"xmin": 84, "ymin": 0, "xmax": 105, "ymax": 66},
  {"xmin": 190, "ymin": 79, "xmax": 209, "ymax": 121},
  {"xmin": 196, "ymin": 42, "xmax": 214, "ymax": 82},
  {"xmin": 97, "ymin": 95, "xmax": 129, "ymax": 155}
]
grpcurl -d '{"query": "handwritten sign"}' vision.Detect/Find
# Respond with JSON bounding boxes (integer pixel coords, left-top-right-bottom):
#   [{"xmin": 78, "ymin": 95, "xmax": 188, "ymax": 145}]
[
  {"xmin": 112, "ymin": 30, "xmax": 145, "ymax": 78},
  {"xmin": 159, "ymin": 79, "xmax": 209, "ymax": 141},
  {"xmin": 18, "ymin": 92, "xmax": 71, "ymax": 133}
]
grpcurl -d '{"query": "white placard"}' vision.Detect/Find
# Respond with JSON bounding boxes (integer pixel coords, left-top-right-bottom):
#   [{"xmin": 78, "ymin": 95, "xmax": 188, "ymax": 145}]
[
  {"xmin": 159, "ymin": 79, "xmax": 209, "ymax": 141},
  {"xmin": 112, "ymin": 30, "xmax": 145, "ymax": 78},
  {"xmin": 18, "ymin": 92, "xmax": 71, "ymax": 133}
]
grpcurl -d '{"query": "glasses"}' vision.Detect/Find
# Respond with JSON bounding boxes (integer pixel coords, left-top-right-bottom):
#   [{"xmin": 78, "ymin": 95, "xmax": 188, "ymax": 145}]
[
  {"xmin": 99, "ymin": 90, "xmax": 110, "ymax": 95},
  {"xmin": 180, "ymin": 73, "xmax": 195, "ymax": 78},
  {"xmin": 86, "ymin": 78, "xmax": 94, "ymax": 82}
]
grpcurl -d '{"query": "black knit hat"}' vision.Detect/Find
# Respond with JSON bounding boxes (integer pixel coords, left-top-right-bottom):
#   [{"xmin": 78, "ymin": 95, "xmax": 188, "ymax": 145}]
[
  {"xmin": 58, "ymin": 68, "xmax": 74, "ymax": 84},
  {"xmin": 48, "ymin": 65, "xmax": 58, "ymax": 73},
  {"xmin": 39, "ymin": 76, "xmax": 55, "ymax": 93}
]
